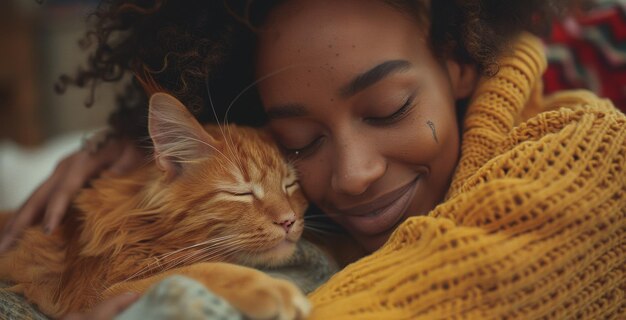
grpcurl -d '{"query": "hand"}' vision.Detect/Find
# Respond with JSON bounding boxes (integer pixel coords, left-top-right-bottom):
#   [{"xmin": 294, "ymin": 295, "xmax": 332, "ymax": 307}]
[
  {"xmin": 62, "ymin": 293, "xmax": 140, "ymax": 320},
  {"xmin": 0, "ymin": 134, "xmax": 145, "ymax": 252}
]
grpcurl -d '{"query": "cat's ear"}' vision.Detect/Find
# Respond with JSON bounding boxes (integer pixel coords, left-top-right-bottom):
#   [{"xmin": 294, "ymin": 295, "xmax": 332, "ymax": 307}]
[{"xmin": 148, "ymin": 93, "xmax": 220, "ymax": 179}]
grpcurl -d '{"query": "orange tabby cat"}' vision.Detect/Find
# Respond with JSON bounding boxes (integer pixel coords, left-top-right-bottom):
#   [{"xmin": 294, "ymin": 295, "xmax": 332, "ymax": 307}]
[{"xmin": 0, "ymin": 93, "xmax": 310, "ymax": 319}]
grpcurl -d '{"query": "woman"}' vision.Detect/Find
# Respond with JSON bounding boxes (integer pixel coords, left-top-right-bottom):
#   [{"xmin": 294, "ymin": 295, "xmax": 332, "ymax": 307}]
[{"xmin": 3, "ymin": 0, "xmax": 624, "ymax": 318}]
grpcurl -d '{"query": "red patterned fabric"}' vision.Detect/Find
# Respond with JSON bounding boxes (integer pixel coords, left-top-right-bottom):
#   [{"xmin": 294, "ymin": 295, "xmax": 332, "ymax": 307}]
[{"xmin": 543, "ymin": 3, "xmax": 626, "ymax": 112}]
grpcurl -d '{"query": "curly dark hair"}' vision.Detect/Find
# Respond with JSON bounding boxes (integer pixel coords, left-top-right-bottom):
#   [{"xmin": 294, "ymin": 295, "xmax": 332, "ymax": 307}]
[{"xmin": 57, "ymin": 0, "xmax": 590, "ymax": 139}]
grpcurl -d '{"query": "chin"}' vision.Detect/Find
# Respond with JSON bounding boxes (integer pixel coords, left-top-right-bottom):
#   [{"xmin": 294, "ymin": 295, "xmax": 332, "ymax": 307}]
[
  {"xmin": 241, "ymin": 240, "xmax": 298, "ymax": 268},
  {"xmin": 357, "ymin": 233, "xmax": 391, "ymax": 253}
]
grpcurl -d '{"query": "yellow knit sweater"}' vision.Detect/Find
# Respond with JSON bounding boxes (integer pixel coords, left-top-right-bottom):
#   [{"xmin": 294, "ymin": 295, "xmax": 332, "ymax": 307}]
[{"xmin": 308, "ymin": 34, "xmax": 625, "ymax": 319}]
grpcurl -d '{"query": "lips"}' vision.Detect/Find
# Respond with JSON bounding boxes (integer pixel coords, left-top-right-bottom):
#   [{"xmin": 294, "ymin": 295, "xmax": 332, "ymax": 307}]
[{"xmin": 337, "ymin": 177, "xmax": 420, "ymax": 236}]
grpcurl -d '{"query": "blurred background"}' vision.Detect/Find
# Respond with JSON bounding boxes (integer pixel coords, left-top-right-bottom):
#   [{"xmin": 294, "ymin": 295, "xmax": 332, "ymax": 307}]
[
  {"xmin": 0, "ymin": 0, "xmax": 625, "ymax": 210},
  {"xmin": 0, "ymin": 0, "xmax": 124, "ymax": 209}
]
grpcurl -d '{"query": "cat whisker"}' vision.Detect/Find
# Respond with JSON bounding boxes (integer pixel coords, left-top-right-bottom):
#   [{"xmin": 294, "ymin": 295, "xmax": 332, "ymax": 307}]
[
  {"xmin": 163, "ymin": 237, "xmax": 243, "ymax": 270},
  {"xmin": 147, "ymin": 131, "xmax": 235, "ymax": 169},
  {"xmin": 204, "ymin": 65, "xmax": 300, "ymax": 179},
  {"xmin": 187, "ymin": 251, "xmax": 237, "ymax": 269},
  {"xmin": 303, "ymin": 225, "xmax": 336, "ymax": 235},
  {"xmin": 181, "ymin": 245, "xmax": 239, "ymax": 268},
  {"xmin": 153, "ymin": 243, "xmax": 231, "ymax": 271},
  {"xmin": 304, "ymin": 224, "xmax": 347, "ymax": 236},
  {"xmin": 124, "ymin": 260, "xmax": 165, "ymax": 282},
  {"xmin": 164, "ymin": 251, "xmax": 207, "ymax": 271},
  {"xmin": 304, "ymin": 213, "xmax": 345, "ymax": 219},
  {"xmin": 159, "ymin": 235, "xmax": 237, "ymax": 260},
  {"xmin": 304, "ymin": 221, "xmax": 341, "ymax": 229},
  {"xmin": 304, "ymin": 215, "xmax": 328, "ymax": 220},
  {"xmin": 124, "ymin": 236, "xmax": 238, "ymax": 282},
  {"xmin": 223, "ymin": 119, "xmax": 243, "ymax": 174},
  {"xmin": 218, "ymin": 104, "xmax": 244, "ymax": 174},
  {"xmin": 218, "ymin": 249, "xmax": 243, "ymax": 265},
  {"xmin": 128, "ymin": 252, "xmax": 205, "ymax": 282},
  {"xmin": 204, "ymin": 80, "xmax": 244, "ymax": 174},
  {"xmin": 204, "ymin": 77, "xmax": 226, "ymax": 135},
  {"xmin": 168, "ymin": 244, "xmax": 232, "ymax": 268},
  {"xmin": 304, "ymin": 221, "xmax": 337, "ymax": 227},
  {"xmin": 222, "ymin": 65, "xmax": 298, "ymax": 173},
  {"xmin": 223, "ymin": 65, "xmax": 296, "ymax": 124},
  {"xmin": 168, "ymin": 243, "xmax": 233, "ymax": 264},
  {"xmin": 173, "ymin": 136, "xmax": 239, "ymax": 169},
  {"xmin": 201, "ymin": 246, "xmax": 239, "ymax": 262}
]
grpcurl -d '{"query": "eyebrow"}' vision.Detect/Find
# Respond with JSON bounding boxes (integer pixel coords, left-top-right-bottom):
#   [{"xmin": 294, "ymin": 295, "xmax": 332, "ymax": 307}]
[
  {"xmin": 265, "ymin": 59, "xmax": 412, "ymax": 120},
  {"xmin": 266, "ymin": 103, "xmax": 308, "ymax": 120},
  {"xmin": 340, "ymin": 60, "xmax": 412, "ymax": 97}
]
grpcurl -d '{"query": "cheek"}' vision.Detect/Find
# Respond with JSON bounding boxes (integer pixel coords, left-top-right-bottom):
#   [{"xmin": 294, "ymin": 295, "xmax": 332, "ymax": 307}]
[
  {"xmin": 413, "ymin": 116, "xmax": 457, "ymax": 162},
  {"xmin": 292, "ymin": 154, "xmax": 332, "ymax": 206},
  {"xmin": 383, "ymin": 107, "xmax": 457, "ymax": 168},
  {"xmin": 405, "ymin": 84, "xmax": 460, "ymax": 161}
]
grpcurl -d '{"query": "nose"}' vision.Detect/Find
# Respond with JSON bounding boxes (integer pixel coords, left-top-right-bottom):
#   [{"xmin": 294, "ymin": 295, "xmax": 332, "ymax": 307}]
[
  {"xmin": 274, "ymin": 218, "xmax": 295, "ymax": 233},
  {"xmin": 331, "ymin": 136, "xmax": 386, "ymax": 196}
]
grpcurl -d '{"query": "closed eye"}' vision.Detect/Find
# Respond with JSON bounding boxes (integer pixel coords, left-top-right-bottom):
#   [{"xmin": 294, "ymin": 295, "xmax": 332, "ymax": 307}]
[
  {"xmin": 232, "ymin": 192, "xmax": 253, "ymax": 196},
  {"xmin": 284, "ymin": 180, "xmax": 299, "ymax": 192},
  {"xmin": 365, "ymin": 92, "xmax": 416, "ymax": 126},
  {"xmin": 220, "ymin": 191, "xmax": 254, "ymax": 197},
  {"xmin": 283, "ymin": 136, "xmax": 324, "ymax": 159}
]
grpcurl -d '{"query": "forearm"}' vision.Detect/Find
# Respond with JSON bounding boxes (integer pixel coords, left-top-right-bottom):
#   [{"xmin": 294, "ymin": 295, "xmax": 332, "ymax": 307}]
[{"xmin": 450, "ymin": 34, "xmax": 547, "ymax": 196}]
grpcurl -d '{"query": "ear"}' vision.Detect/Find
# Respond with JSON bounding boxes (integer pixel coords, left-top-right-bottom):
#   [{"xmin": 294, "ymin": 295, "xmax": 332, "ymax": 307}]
[
  {"xmin": 445, "ymin": 60, "xmax": 478, "ymax": 100},
  {"xmin": 148, "ymin": 93, "xmax": 219, "ymax": 179}
]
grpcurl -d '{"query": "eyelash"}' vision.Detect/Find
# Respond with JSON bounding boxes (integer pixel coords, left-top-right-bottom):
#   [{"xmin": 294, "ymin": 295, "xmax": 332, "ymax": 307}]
[
  {"xmin": 284, "ymin": 136, "xmax": 324, "ymax": 159},
  {"xmin": 365, "ymin": 93, "xmax": 416, "ymax": 126},
  {"xmin": 225, "ymin": 191, "xmax": 253, "ymax": 197},
  {"xmin": 283, "ymin": 93, "xmax": 416, "ymax": 159}
]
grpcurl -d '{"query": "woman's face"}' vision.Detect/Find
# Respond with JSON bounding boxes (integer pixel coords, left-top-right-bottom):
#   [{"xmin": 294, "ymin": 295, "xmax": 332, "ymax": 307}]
[{"xmin": 256, "ymin": 0, "xmax": 475, "ymax": 251}]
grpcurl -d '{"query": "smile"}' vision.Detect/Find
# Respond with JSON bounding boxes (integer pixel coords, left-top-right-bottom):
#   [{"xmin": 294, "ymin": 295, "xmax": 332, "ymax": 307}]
[{"xmin": 338, "ymin": 176, "xmax": 420, "ymax": 236}]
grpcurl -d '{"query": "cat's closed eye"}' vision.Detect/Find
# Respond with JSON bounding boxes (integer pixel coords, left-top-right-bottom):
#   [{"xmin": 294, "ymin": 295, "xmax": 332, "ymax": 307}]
[
  {"xmin": 284, "ymin": 180, "xmax": 299, "ymax": 194},
  {"xmin": 231, "ymin": 192, "xmax": 253, "ymax": 197},
  {"xmin": 214, "ymin": 190, "xmax": 256, "ymax": 203}
]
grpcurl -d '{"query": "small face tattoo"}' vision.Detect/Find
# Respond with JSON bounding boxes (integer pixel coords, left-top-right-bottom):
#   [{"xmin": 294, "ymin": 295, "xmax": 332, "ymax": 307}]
[{"xmin": 427, "ymin": 120, "xmax": 438, "ymax": 144}]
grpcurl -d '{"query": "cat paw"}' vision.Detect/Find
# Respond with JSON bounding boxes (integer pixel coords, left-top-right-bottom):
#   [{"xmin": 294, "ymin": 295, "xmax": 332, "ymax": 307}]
[{"xmin": 231, "ymin": 276, "xmax": 311, "ymax": 320}]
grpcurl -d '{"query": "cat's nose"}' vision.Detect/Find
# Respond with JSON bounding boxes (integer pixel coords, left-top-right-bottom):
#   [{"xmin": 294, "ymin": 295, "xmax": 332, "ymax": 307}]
[{"xmin": 274, "ymin": 218, "xmax": 295, "ymax": 233}]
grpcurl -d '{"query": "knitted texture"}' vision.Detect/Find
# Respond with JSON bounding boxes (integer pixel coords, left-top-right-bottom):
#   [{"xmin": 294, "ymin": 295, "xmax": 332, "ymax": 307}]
[{"xmin": 308, "ymin": 34, "xmax": 626, "ymax": 319}]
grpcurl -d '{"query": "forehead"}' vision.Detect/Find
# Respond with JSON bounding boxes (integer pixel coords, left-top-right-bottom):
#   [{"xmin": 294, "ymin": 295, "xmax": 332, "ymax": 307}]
[{"xmin": 255, "ymin": 0, "xmax": 429, "ymax": 79}]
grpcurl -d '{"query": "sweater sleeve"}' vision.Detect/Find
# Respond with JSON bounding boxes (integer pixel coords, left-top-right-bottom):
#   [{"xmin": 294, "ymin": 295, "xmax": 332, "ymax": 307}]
[
  {"xmin": 448, "ymin": 34, "xmax": 547, "ymax": 198},
  {"xmin": 308, "ymin": 105, "xmax": 625, "ymax": 319},
  {"xmin": 307, "ymin": 34, "xmax": 626, "ymax": 319}
]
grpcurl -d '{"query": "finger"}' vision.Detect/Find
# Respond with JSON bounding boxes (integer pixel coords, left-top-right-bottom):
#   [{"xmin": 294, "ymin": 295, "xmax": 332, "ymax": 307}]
[
  {"xmin": 42, "ymin": 136, "xmax": 128, "ymax": 231},
  {"xmin": 0, "ymin": 214, "xmax": 17, "ymax": 252},
  {"xmin": 42, "ymin": 150, "xmax": 116, "ymax": 231},
  {"xmin": 109, "ymin": 140, "xmax": 146, "ymax": 176},
  {"xmin": 0, "ymin": 159, "xmax": 69, "ymax": 252},
  {"xmin": 42, "ymin": 192, "xmax": 74, "ymax": 234},
  {"xmin": 91, "ymin": 293, "xmax": 140, "ymax": 320}
]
